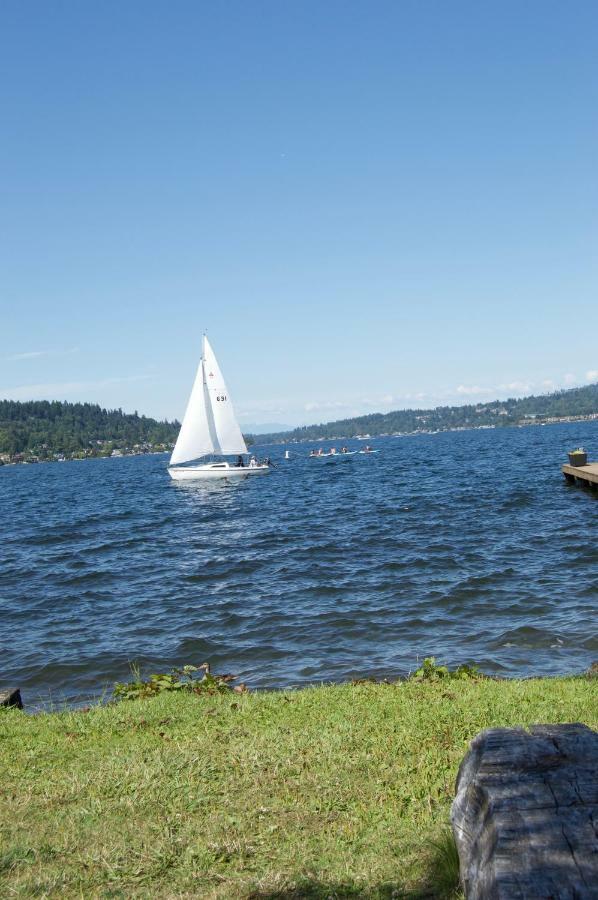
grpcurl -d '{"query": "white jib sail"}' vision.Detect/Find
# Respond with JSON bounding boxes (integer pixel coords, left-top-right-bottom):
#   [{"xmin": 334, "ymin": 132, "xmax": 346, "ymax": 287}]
[
  {"xmin": 169, "ymin": 355, "xmax": 215, "ymax": 466},
  {"xmin": 203, "ymin": 336, "xmax": 248, "ymax": 455}
]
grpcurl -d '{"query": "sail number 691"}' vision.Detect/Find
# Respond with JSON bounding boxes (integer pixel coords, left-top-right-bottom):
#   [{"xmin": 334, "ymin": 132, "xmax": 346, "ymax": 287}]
[{"xmin": 216, "ymin": 395, "xmax": 227, "ymax": 402}]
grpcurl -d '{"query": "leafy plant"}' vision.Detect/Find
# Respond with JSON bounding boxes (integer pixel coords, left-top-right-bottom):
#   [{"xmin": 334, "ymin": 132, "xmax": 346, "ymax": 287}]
[
  {"xmin": 412, "ymin": 657, "xmax": 449, "ymax": 680},
  {"xmin": 113, "ymin": 663, "xmax": 247, "ymax": 701},
  {"xmin": 411, "ymin": 657, "xmax": 481, "ymax": 681}
]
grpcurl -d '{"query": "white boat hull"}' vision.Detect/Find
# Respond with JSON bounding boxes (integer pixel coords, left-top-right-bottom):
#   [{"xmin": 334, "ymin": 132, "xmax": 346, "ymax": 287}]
[{"xmin": 168, "ymin": 462, "xmax": 269, "ymax": 480}]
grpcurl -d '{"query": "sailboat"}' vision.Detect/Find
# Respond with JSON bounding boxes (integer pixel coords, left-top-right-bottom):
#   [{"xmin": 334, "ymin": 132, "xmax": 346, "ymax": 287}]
[{"xmin": 168, "ymin": 335, "xmax": 269, "ymax": 480}]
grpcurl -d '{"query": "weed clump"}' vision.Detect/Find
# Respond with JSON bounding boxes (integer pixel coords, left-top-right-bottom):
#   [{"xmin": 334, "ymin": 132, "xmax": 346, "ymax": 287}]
[
  {"xmin": 410, "ymin": 657, "xmax": 482, "ymax": 682},
  {"xmin": 113, "ymin": 662, "xmax": 247, "ymax": 701}
]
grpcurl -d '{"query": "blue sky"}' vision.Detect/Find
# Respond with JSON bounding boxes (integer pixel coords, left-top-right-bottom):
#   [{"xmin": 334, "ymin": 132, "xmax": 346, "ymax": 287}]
[{"xmin": 1, "ymin": 1, "xmax": 596, "ymax": 427}]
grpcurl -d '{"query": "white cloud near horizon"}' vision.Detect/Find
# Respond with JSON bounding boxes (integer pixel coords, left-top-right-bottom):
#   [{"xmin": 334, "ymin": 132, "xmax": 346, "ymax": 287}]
[
  {"xmin": 2, "ymin": 369, "xmax": 595, "ymax": 426},
  {"xmin": 453, "ymin": 374, "xmax": 588, "ymax": 402},
  {"xmin": 456, "ymin": 385, "xmax": 494, "ymax": 396},
  {"xmin": 457, "ymin": 382, "xmax": 535, "ymax": 398},
  {"xmin": 6, "ymin": 351, "xmax": 46, "ymax": 361},
  {"xmin": 239, "ymin": 372, "xmax": 595, "ymax": 426},
  {"xmin": 0, "ymin": 375, "xmax": 152, "ymax": 402},
  {"xmin": 498, "ymin": 381, "xmax": 533, "ymax": 393},
  {"xmin": 304, "ymin": 399, "xmax": 352, "ymax": 413},
  {"xmin": 5, "ymin": 347, "xmax": 80, "ymax": 362}
]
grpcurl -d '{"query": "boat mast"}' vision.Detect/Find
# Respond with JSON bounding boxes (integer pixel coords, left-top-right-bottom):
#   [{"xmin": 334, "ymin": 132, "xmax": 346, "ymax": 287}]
[
  {"xmin": 202, "ymin": 332, "xmax": 222, "ymax": 458},
  {"xmin": 201, "ymin": 332, "xmax": 210, "ymax": 463}
]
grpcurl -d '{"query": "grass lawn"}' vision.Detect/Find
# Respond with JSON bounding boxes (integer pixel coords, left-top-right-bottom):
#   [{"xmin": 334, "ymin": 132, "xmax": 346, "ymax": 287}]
[{"xmin": 1, "ymin": 676, "xmax": 596, "ymax": 898}]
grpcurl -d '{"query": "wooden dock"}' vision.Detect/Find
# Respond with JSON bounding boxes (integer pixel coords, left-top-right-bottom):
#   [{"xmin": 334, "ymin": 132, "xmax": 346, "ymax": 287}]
[{"xmin": 562, "ymin": 461, "xmax": 598, "ymax": 490}]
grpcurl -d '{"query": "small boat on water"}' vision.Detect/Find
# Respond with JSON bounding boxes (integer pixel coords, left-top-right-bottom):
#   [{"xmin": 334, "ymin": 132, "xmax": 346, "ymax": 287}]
[
  {"xmin": 309, "ymin": 447, "xmax": 369, "ymax": 458},
  {"xmin": 168, "ymin": 335, "xmax": 269, "ymax": 481}
]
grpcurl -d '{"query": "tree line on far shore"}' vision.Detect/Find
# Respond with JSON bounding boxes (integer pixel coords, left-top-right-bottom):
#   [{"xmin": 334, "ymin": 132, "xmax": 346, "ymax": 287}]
[
  {"xmin": 0, "ymin": 400, "xmax": 180, "ymax": 457},
  {"xmin": 2, "ymin": 382, "xmax": 597, "ymax": 458}
]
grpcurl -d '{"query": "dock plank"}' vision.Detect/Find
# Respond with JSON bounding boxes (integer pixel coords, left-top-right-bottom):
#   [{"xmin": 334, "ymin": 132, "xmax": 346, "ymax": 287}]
[{"xmin": 562, "ymin": 462, "xmax": 598, "ymax": 487}]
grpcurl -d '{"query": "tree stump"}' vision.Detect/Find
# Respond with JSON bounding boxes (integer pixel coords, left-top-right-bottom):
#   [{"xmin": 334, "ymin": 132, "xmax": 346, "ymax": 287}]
[
  {"xmin": 451, "ymin": 723, "xmax": 598, "ymax": 899},
  {"xmin": 0, "ymin": 687, "xmax": 23, "ymax": 709}
]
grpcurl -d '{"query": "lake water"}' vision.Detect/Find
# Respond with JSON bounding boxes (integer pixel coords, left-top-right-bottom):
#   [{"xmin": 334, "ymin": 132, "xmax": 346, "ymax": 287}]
[{"xmin": 1, "ymin": 422, "xmax": 597, "ymax": 706}]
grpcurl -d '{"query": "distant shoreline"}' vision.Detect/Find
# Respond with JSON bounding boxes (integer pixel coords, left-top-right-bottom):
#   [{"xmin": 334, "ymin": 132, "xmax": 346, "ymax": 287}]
[
  {"xmin": 3, "ymin": 385, "xmax": 597, "ymax": 463},
  {"xmin": 251, "ymin": 413, "xmax": 598, "ymax": 445},
  {"xmin": 2, "ymin": 414, "xmax": 597, "ymax": 466}
]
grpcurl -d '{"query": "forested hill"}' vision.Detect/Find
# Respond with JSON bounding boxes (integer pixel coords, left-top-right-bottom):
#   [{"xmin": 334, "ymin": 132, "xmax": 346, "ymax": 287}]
[
  {"xmin": 0, "ymin": 400, "xmax": 179, "ymax": 457},
  {"xmin": 254, "ymin": 383, "xmax": 598, "ymax": 443}
]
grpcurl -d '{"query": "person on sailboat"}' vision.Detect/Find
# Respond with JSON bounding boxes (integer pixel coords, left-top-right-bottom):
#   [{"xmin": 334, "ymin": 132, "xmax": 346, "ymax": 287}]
[{"xmin": 236, "ymin": 455, "xmax": 244, "ymax": 467}]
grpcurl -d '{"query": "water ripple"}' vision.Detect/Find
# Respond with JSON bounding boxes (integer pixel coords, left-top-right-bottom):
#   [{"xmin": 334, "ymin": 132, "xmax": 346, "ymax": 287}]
[{"xmin": 0, "ymin": 421, "xmax": 597, "ymax": 703}]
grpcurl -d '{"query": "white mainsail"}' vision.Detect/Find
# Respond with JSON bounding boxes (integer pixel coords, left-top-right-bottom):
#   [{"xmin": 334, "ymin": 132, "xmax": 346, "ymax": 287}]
[
  {"xmin": 169, "ymin": 336, "xmax": 246, "ymax": 466},
  {"xmin": 203, "ymin": 336, "xmax": 247, "ymax": 455},
  {"xmin": 169, "ymin": 356, "xmax": 214, "ymax": 465}
]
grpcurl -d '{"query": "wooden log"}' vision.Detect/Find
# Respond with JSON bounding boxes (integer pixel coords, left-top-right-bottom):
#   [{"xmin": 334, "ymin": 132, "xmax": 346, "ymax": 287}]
[
  {"xmin": 0, "ymin": 688, "xmax": 23, "ymax": 710},
  {"xmin": 451, "ymin": 723, "xmax": 598, "ymax": 899}
]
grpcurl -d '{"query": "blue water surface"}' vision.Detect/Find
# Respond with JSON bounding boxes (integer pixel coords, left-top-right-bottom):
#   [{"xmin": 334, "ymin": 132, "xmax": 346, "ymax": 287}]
[{"xmin": 1, "ymin": 422, "xmax": 597, "ymax": 705}]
